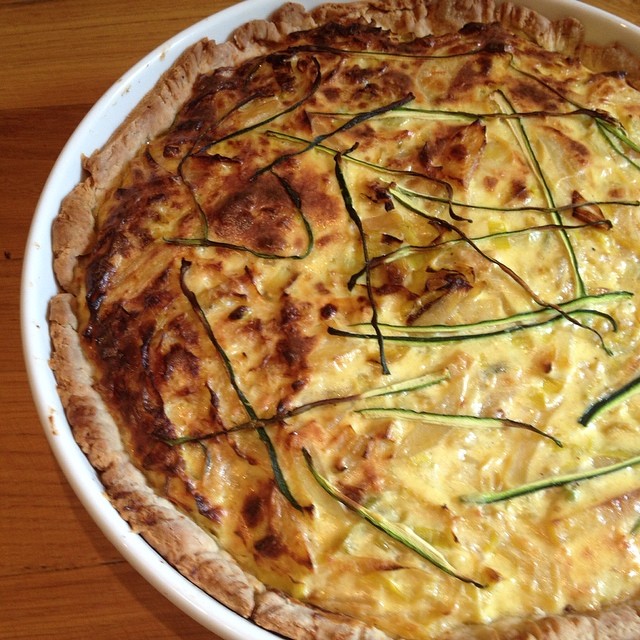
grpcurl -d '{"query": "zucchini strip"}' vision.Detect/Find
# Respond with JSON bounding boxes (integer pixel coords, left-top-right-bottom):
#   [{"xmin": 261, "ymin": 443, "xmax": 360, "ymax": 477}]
[
  {"xmin": 350, "ymin": 292, "xmax": 630, "ymax": 337},
  {"xmin": 357, "ymin": 407, "xmax": 562, "ymax": 447},
  {"xmin": 164, "ymin": 372, "xmax": 449, "ymax": 444},
  {"xmin": 267, "ymin": 129, "xmax": 639, "ymax": 214},
  {"xmin": 329, "ymin": 311, "xmax": 599, "ymax": 345},
  {"xmin": 348, "ymin": 221, "xmax": 614, "ymax": 290},
  {"xmin": 597, "ymin": 119, "xmax": 640, "ymax": 173},
  {"xmin": 254, "ymin": 93, "xmax": 415, "ymax": 178},
  {"xmin": 597, "ymin": 119, "xmax": 640, "ymax": 153},
  {"xmin": 391, "ymin": 181, "xmax": 634, "ymax": 218},
  {"xmin": 579, "ymin": 374, "xmax": 640, "ymax": 426},
  {"xmin": 303, "ymin": 448, "xmax": 485, "ymax": 587},
  {"xmin": 360, "ymin": 371, "xmax": 450, "ymax": 398},
  {"xmin": 461, "ymin": 454, "xmax": 640, "ymax": 504},
  {"xmin": 307, "ymin": 105, "xmax": 611, "ymax": 124},
  {"xmin": 335, "ymin": 153, "xmax": 390, "ymax": 374}
]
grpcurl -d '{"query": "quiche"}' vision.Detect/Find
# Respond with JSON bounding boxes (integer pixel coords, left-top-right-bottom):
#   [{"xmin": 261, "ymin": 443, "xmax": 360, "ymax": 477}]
[{"xmin": 49, "ymin": 0, "xmax": 640, "ymax": 638}]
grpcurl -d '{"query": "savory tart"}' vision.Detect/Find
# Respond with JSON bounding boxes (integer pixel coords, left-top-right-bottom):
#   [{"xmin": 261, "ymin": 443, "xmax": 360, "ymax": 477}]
[{"xmin": 49, "ymin": 0, "xmax": 640, "ymax": 637}]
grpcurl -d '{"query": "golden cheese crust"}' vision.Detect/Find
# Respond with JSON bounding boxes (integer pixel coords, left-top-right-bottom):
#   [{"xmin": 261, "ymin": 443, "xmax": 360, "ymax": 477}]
[{"xmin": 49, "ymin": 1, "xmax": 640, "ymax": 638}]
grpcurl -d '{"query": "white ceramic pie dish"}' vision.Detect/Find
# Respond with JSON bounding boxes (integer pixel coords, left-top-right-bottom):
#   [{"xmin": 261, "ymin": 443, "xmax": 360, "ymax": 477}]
[{"xmin": 20, "ymin": 0, "xmax": 640, "ymax": 637}]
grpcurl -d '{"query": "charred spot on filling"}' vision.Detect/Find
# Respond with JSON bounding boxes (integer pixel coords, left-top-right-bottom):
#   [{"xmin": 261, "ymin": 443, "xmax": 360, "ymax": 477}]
[
  {"xmin": 342, "ymin": 62, "xmax": 412, "ymax": 101},
  {"xmin": 484, "ymin": 175, "xmax": 498, "ymax": 191},
  {"xmin": 420, "ymin": 120, "xmax": 486, "ymax": 185},
  {"xmin": 254, "ymin": 533, "xmax": 287, "ymax": 558},
  {"xmin": 507, "ymin": 78, "xmax": 563, "ymax": 111},
  {"xmin": 366, "ymin": 180, "xmax": 395, "ymax": 211},
  {"xmin": 338, "ymin": 482, "xmax": 367, "ymax": 505},
  {"xmin": 320, "ymin": 303, "xmax": 337, "ymax": 319},
  {"xmin": 276, "ymin": 333, "xmax": 315, "ymax": 368},
  {"xmin": 242, "ymin": 492, "xmax": 266, "ymax": 528},
  {"xmin": 444, "ymin": 53, "xmax": 495, "ymax": 100},
  {"xmin": 543, "ymin": 125, "xmax": 591, "ymax": 167},
  {"xmin": 510, "ymin": 179, "xmax": 530, "ymax": 201},
  {"xmin": 194, "ymin": 493, "xmax": 223, "ymax": 523},
  {"xmin": 322, "ymin": 86, "xmax": 342, "ymax": 102},
  {"xmin": 160, "ymin": 343, "xmax": 200, "ymax": 381},
  {"xmin": 229, "ymin": 305, "xmax": 250, "ymax": 320},
  {"xmin": 280, "ymin": 298, "xmax": 303, "ymax": 325},
  {"xmin": 374, "ymin": 263, "xmax": 416, "ymax": 298},
  {"xmin": 292, "ymin": 378, "xmax": 307, "ymax": 392},
  {"xmin": 274, "ymin": 297, "xmax": 316, "ymax": 377}
]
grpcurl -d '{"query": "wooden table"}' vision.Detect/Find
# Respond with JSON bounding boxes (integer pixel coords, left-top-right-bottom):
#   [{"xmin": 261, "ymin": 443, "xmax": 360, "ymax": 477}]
[{"xmin": 2, "ymin": 0, "xmax": 639, "ymax": 638}]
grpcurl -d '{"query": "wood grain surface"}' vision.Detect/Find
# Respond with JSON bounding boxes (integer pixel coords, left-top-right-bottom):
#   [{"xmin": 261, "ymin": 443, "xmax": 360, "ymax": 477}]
[{"xmin": 2, "ymin": 1, "xmax": 639, "ymax": 638}]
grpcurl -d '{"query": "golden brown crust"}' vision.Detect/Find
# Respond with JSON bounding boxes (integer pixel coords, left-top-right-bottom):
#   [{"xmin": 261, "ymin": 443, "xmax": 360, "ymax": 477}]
[
  {"xmin": 578, "ymin": 41, "xmax": 640, "ymax": 89},
  {"xmin": 52, "ymin": 183, "xmax": 96, "ymax": 293},
  {"xmin": 493, "ymin": 1, "xmax": 583, "ymax": 54},
  {"xmin": 254, "ymin": 591, "xmax": 393, "ymax": 639},
  {"xmin": 102, "ymin": 458, "xmax": 262, "ymax": 616},
  {"xmin": 441, "ymin": 599, "xmax": 640, "ymax": 639},
  {"xmin": 306, "ymin": 0, "xmax": 584, "ymax": 53},
  {"xmin": 49, "ymin": 2, "xmax": 640, "ymax": 639},
  {"xmin": 308, "ymin": 0, "xmax": 429, "ymax": 35},
  {"xmin": 49, "ymin": 293, "xmax": 125, "ymax": 468}
]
